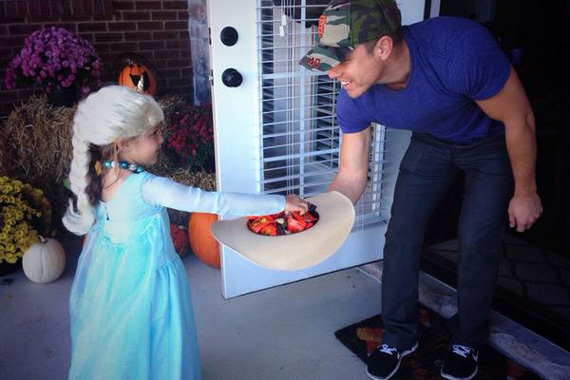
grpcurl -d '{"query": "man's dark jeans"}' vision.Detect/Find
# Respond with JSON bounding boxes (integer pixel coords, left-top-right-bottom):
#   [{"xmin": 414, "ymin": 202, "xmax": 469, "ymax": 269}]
[{"xmin": 381, "ymin": 132, "xmax": 513, "ymax": 350}]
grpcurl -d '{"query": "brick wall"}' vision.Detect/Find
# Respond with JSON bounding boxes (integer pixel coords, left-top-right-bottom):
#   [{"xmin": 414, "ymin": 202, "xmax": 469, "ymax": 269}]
[{"xmin": 0, "ymin": 0, "xmax": 193, "ymax": 116}]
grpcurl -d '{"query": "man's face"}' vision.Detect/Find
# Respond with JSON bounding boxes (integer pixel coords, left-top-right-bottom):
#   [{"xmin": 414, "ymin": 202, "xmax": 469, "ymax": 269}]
[{"xmin": 327, "ymin": 44, "xmax": 384, "ymax": 99}]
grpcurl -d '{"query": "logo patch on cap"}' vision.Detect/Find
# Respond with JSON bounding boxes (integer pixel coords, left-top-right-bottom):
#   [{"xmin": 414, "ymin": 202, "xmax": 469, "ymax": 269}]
[
  {"xmin": 307, "ymin": 57, "xmax": 322, "ymax": 68},
  {"xmin": 317, "ymin": 14, "xmax": 327, "ymax": 38}
]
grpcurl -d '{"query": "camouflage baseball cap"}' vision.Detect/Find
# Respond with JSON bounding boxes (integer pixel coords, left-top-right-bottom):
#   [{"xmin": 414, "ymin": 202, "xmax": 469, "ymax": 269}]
[{"xmin": 299, "ymin": 0, "xmax": 402, "ymax": 71}]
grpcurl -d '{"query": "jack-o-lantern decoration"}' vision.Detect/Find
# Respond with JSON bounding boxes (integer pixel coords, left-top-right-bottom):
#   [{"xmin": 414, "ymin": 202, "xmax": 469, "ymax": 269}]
[{"xmin": 117, "ymin": 54, "xmax": 157, "ymax": 95}]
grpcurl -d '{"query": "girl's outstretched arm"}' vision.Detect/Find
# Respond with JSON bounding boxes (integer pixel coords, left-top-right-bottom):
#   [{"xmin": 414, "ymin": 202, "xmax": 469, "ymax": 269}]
[{"xmin": 141, "ymin": 174, "xmax": 307, "ymax": 216}]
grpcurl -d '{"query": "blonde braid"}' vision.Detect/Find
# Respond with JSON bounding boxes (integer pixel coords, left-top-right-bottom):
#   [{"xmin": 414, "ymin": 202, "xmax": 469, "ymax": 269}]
[{"xmin": 62, "ymin": 130, "xmax": 95, "ymax": 235}]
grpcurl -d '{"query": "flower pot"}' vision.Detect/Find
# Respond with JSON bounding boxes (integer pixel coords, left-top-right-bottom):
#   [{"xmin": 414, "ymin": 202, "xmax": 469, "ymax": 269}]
[
  {"xmin": 47, "ymin": 85, "xmax": 78, "ymax": 107},
  {"xmin": 0, "ymin": 260, "xmax": 22, "ymax": 277}
]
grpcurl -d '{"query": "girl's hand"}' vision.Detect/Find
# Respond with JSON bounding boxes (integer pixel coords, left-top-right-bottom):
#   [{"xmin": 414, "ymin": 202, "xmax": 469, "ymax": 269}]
[{"xmin": 285, "ymin": 194, "xmax": 309, "ymax": 215}]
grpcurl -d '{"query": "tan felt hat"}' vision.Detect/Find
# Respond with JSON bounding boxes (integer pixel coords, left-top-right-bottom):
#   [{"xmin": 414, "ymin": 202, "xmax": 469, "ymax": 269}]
[{"xmin": 210, "ymin": 191, "xmax": 355, "ymax": 271}]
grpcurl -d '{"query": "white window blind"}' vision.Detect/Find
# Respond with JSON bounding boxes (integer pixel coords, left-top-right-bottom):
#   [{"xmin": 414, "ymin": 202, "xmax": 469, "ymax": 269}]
[{"xmin": 256, "ymin": 0, "xmax": 395, "ymax": 230}]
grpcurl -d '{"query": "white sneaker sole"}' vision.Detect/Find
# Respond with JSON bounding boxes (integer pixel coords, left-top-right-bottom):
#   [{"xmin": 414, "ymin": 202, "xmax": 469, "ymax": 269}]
[
  {"xmin": 440, "ymin": 366, "xmax": 478, "ymax": 380},
  {"xmin": 366, "ymin": 342, "xmax": 419, "ymax": 380}
]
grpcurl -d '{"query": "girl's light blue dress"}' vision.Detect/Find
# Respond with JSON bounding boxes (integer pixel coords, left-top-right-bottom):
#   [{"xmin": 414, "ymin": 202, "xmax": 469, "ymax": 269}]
[{"xmin": 68, "ymin": 172, "xmax": 284, "ymax": 380}]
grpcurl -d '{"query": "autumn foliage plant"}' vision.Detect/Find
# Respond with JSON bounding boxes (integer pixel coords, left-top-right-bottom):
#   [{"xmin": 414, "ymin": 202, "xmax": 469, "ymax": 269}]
[
  {"xmin": 0, "ymin": 176, "xmax": 52, "ymax": 264},
  {"xmin": 164, "ymin": 104, "xmax": 215, "ymax": 172}
]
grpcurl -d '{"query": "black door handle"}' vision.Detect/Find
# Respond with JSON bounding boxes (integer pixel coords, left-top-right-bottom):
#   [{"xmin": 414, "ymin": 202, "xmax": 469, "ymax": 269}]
[{"xmin": 222, "ymin": 68, "xmax": 243, "ymax": 87}]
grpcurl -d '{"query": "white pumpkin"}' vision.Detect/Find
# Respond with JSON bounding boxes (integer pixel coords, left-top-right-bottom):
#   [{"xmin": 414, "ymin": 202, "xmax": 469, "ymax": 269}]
[{"xmin": 22, "ymin": 237, "xmax": 66, "ymax": 283}]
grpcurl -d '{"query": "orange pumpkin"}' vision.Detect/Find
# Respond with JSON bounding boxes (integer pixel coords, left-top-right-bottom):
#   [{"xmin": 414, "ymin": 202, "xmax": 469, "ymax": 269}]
[
  {"xmin": 188, "ymin": 213, "xmax": 220, "ymax": 268},
  {"xmin": 118, "ymin": 60, "xmax": 157, "ymax": 95}
]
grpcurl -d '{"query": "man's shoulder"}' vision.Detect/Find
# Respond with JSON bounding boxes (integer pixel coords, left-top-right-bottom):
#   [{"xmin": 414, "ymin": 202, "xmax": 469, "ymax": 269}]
[
  {"xmin": 409, "ymin": 16, "xmax": 481, "ymax": 32},
  {"xmin": 407, "ymin": 16, "xmax": 495, "ymax": 58},
  {"xmin": 408, "ymin": 16, "xmax": 488, "ymax": 43}
]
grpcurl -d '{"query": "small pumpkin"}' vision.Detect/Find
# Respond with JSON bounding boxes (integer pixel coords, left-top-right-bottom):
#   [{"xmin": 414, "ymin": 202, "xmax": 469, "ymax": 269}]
[
  {"xmin": 188, "ymin": 213, "xmax": 220, "ymax": 268},
  {"xmin": 22, "ymin": 236, "xmax": 66, "ymax": 283},
  {"xmin": 118, "ymin": 60, "xmax": 157, "ymax": 95}
]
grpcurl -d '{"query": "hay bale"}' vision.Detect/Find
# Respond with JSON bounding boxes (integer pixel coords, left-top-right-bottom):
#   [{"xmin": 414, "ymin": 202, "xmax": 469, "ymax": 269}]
[
  {"xmin": 0, "ymin": 94, "xmax": 217, "ymax": 235},
  {"xmin": 0, "ymin": 95, "xmax": 75, "ymax": 184}
]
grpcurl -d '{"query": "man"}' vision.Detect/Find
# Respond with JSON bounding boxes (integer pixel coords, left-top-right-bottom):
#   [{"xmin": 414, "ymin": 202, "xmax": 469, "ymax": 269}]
[{"xmin": 300, "ymin": 1, "xmax": 543, "ymax": 379}]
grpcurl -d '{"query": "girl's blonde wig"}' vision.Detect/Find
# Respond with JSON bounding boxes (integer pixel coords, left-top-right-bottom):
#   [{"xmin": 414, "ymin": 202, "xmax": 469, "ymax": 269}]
[{"xmin": 62, "ymin": 85, "xmax": 164, "ymax": 235}]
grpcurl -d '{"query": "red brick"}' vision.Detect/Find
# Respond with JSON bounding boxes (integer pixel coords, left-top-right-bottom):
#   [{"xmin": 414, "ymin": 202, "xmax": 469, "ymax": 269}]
[
  {"xmin": 162, "ymin": 68, "xmax": 181, "ymax": 77},
  {"xmin": 151, "ymin": 11, "xmax": 177, "ymax": 20},
  {"xmin": 5, "ymin": 2, "xmax": 18, "ymax": 18},
  {"xmin": 8, "ymin": 24, "xmax": 40, "ymax": 36},
  {"xmin": 40, "ymin": 1, "xmax": 52, "ymax": 15},
  {"xmin": 72, "ymin": 0, "xmax": 84, "ymax": 15},
  {"xmin": 177, "ymin": 11, "xmax": 189, "ymax": 20},
  {"xmin": 49, "ymin": 0, "xmax": 64, "ymax": 15},
  {"xmin": 166, "ymin": 40, "xmax": 188, "ymax": 49},
  {"xmin": 27, "ymin": 1, "xmax": 42, "ymax": 16},
  {"xmin": 112, "ymin": 1, "xmax": 134, "ymax": 11},
  {"xmin": 98, "ymin": 52, "xmax": 118, "ymax": 65},
  {"xmin": 60, "ymin": 14, "xmax": 97, "ymax": 22},
  {"xmin": 0, "ymin": 26, "xmax": 8, "ymax": 36},
  {"xmin": 139, "ymin": 41, "xmax": 164, "ymax": 50},
  {"xmin": 60, "ymin": 0, "xmax": 73, "ymax": 15},
  {"xmin": 82, "ymin": 0, "xmax": 94, "ymax": 15},
  {"xmin": 163, "ymin": 1, "xmax": 187, "ymax": 10},
  {"xmin": 16, "ymin": 1, "xmax": 27, "ymax": 16},
  {"xmin": 167, "ymin": 59, "xmax": 188, "ymax": 68},
  {"xmin": 152, "ymin": 60, "xmax": 167, "ymax": 69},
  {"xmin": 125, "ymin": 31, "xmax": 151, "ymax": 41},
  {"xmin": 181, "ymin": 68, "xmax": 192, "ymax": 77},
  {"xmin": 154, "ymin": 50, "xmax": 178, "ymax": 59},
  {"xmin": 57, "ymin": 23, "xmax": 79, "ymax": 33},
  {"xmin": 109, "ymin": 42, "xmax": 139, "ymax": 52},
  {"xmin": 137, "ymin": 21, "xmax": 163, "ymax": 31},
  {"xmin": 93, "ymin": 43, "xmax": 111, "ymax": 53},
  {"xmin": 28, "ymin": 15, "xmax": 62, "ymax": 22},
  {"xmin": 167, "ymin": 78, "xmax": 186, "ymax": 87},
  {"xmin": 153, "ymin": 31, "xmax": 177, "ymax": 40},
  {"xmin": 95, "ymin": 32, "xmax": 123, "ymax": 43},
  {"xmin": 135, "ymin": 1, "xmax": 162, "ymax": 11},
  {"xmin": 78, "ymin": 22, "xmax": 108, "ymax": 32},
  {"xmin": 92, "ymin": 0, "xmax": 113, "ymax": 15},
  {"xmin": 179, "ymin": 30, "xmax": 189, "ymax": 39},
  {"xmin": 164, "ymin": 21, "xmax": 186, "ymax": 30},
  {"xmin": 122, "ymin": 11, "xmax": 150, "ymax": 21},
  {"xmin": 108, "ymin": 22, "xmax": 136, "ymax": 32}
]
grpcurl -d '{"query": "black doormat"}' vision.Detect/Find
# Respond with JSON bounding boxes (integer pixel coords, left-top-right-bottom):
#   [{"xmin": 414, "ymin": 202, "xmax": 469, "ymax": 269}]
[{"xmin": 334, "ymin": 307, "xmax": 540, "ymax": 380}]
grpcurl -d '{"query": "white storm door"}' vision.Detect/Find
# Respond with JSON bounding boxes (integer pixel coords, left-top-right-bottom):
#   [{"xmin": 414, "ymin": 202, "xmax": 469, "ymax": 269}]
[{"xmin": 208, "ymin": 0, "xmax": 431, "ymax": 298}]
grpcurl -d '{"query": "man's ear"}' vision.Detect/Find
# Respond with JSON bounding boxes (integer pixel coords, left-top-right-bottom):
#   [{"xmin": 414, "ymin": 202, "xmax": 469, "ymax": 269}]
[{"xmin": 375, "ymin": 36, "xmax": 394, "ymax": 61}]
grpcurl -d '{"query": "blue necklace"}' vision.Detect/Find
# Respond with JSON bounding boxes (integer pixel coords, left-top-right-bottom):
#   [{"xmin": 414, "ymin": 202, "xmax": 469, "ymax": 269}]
[{"xmin": 102, "ymin": 160, "xmax": 145, "ymax": 174}]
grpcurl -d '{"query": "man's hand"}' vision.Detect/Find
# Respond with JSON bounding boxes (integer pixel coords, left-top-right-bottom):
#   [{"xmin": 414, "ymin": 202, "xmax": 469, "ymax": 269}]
[{"xmin": 508, "ymin": 191, "xmax": 543, "ymax": 232}]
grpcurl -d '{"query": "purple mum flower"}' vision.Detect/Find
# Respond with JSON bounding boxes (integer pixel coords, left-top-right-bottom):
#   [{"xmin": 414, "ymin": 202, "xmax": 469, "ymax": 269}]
[{"xmin": 3, "ymin": 27, "xmax": 102, "ymax": 94}]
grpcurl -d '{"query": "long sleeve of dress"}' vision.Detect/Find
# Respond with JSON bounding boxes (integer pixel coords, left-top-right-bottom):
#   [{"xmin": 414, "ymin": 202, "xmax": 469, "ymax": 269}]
[{"xmin": 141, "ymin": 174, "xmax": 285, "ymax": 216}]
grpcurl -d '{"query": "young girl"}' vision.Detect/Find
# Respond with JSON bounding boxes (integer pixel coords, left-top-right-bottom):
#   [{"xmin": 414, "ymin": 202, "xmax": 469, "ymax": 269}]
[{"xmin": 63, "ymin": 85, "xmax": 308, "ymax": 380}]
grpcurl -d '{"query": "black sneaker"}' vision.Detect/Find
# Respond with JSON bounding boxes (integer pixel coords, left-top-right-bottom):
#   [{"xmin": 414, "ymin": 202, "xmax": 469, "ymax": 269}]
[
  {"xmin": 366, "ymin": 342, "xmax": 418, "ymax": 380},
  {"xmin": 441, "ymin": 344, "xmax": 479, "ymax": 380}
]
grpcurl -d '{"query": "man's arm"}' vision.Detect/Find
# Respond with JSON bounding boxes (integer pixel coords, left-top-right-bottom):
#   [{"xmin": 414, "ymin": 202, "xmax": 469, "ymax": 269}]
[
  {"xmin": 328, "ymin": 127, "xmax": 371, "ymax": 204},
  {"xmin": 475, "ymin": 67, "xmax": 543, "ymax": 232}
]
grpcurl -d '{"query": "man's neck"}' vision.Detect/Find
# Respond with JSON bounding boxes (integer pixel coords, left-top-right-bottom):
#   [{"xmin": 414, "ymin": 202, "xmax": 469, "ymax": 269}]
[{"xmin": 383, "ymin": 41, "xmax": 411, "ymax": 90}]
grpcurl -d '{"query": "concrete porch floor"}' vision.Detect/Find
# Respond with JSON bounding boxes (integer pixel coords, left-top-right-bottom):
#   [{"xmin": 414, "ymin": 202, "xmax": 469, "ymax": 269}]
[
  {"xmin": 1, "ymin": 237, "xmax": 570, "ymax": 379},
  {"xmin": 0, "ymin": 238, "xmax": 381, "ymax": 380}
]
